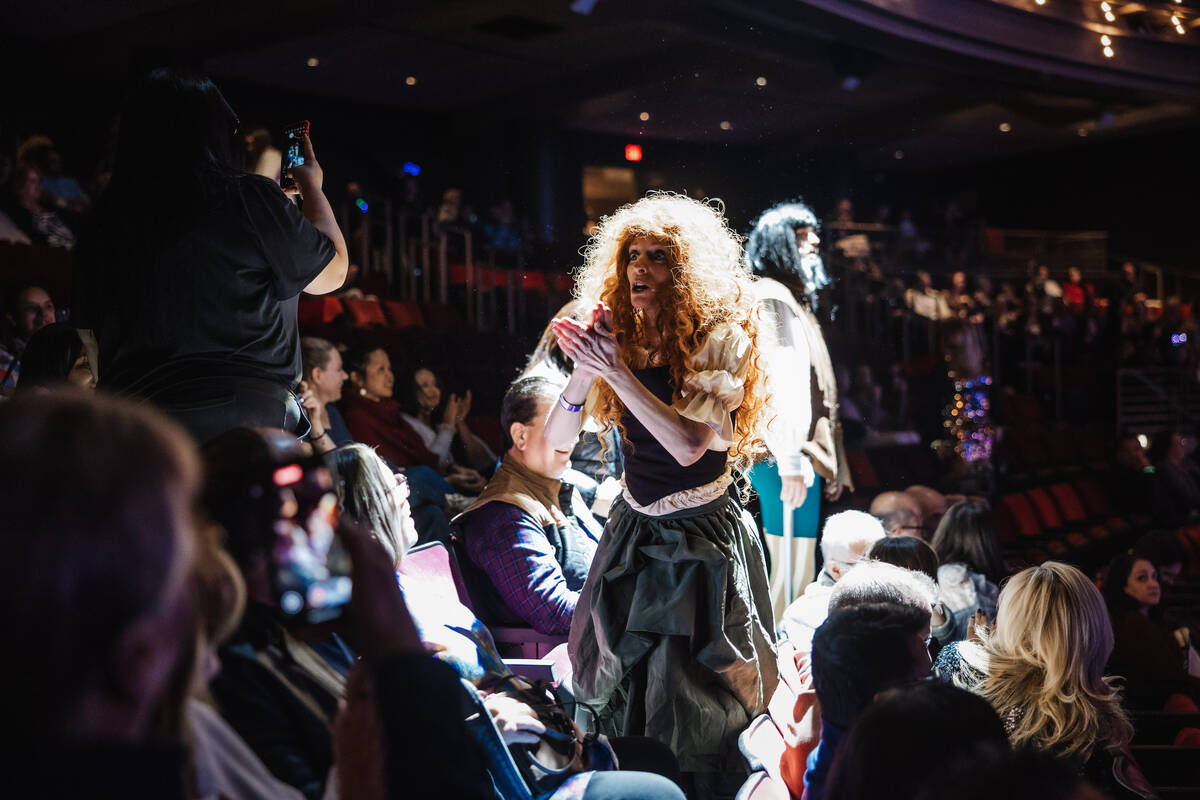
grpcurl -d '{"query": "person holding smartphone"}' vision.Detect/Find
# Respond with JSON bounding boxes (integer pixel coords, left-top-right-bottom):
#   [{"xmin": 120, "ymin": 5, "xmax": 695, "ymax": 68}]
[{"xmin": 73, "ymin": 68, "xmax": 348, "ymax": 445}]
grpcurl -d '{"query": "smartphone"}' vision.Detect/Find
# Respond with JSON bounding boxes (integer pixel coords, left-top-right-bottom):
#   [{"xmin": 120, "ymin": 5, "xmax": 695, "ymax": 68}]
[
  {"xmin": 269, "ymin": 457, "xmax": 352, "ymax": 624},
  {"xmin": 280, "ymin": 120, "xmax": 310, "ymax": 192}
]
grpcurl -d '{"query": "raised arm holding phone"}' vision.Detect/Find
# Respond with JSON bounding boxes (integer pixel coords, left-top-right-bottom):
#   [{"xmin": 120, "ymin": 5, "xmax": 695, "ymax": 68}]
[{"xmin": 72, "ymin": 68, "xmax": 348, "ymax": 446}]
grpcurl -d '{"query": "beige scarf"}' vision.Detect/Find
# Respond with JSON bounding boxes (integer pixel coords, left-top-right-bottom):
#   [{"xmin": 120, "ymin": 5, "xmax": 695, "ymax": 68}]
[{"xmin": 459, "ymin": 453, "xmax": 567, "ymax": 528}]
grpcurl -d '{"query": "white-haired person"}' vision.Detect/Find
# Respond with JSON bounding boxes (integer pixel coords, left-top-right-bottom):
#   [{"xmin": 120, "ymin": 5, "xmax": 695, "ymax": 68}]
[
  {"xmin": 779, "ymin": 510, "xmax": 886, "ymax": 651},
  {"xmin": 547, "ymin": 192, "xmax": 778, "ymax": 777},
  {"xmin": 745, "ymin": 200, "xmax": 854, "ymax": 620}
]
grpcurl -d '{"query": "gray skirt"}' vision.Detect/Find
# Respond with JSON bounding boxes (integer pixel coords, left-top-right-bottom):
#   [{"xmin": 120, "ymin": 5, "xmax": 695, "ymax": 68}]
[{"xmin": 567, "ymin": 492, "xmax": 779, "ymax": 772}]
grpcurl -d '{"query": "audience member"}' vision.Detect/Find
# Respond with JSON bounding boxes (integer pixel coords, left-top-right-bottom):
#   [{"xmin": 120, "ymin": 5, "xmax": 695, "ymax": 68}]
[
  {"xmin": 1101, "ymin": 553, "xmax": 1200, "ymax": 710},
  {"xmin": 200, "ymin": 428, "xmax": 354, "ymax": 798},
  {"xmin": 935, "ymin": 562, "xmax": 1153, "ymax": 798},
  {"xmin": 805, "ymin": 603, "xmax": 934, "ymax": 800},
  {"xmin": 1132, "ymin": 530, "xmax": 1189, "ymax": 589},
  {"xmin": 823, "ymin": 682, "xmax": 1009, "ymax": 800},
  {"xmin": 1063, "ymin": 267, "xmax": 1094, "ymax": 314},
  {"xmin": 3, "ymin": 162, "xmax": 75, "ymax": 248},
  {"xmin": 867, "ymin": 535, "xmax": 939, "ymax": 582},
  {"xmin": 869, "ymin": 490, "xmax": 925, "ymax": 538},
  {"xmin": 181, "ymin": 521, "xmax": 308, "ymax": 799},
  {"xmin": 0, "ymin": 282, "xmax": 57, "ymax": 392},
  {"xmin": 930, "ymin": 500, "xmax": 1004, "ymax": 641},
  {"xmin": 915, "ymin": 743, "xmax": 1109, "ymax": 800},
  {"xmin": 780, "ymin": 510, "xmax": 886, "ymax": 650},
  {"xmin": 24, "ymin": 138, "xmax": 91, "ymax": 213},
  {"xmin": 1113, "ymin": 434, "xmax": 1174, "ymax": 520},
  {"xmin": 456, "ymin": 376, "xmax": 601, "ymax": 634},
  {"xmin": 339, "ymin": 426, "xmax": 687, "ymax": 800},
  {"xmin": 298, "ymin": 336, "xmax": 352, "ymax": 454},
  {"xmin": 15, "ymin": 321, "xmax": 96, "ymax": 391},
  {"xmin": 327, "ymin": 444, "xmax": 421, "ymax": 566},
  {"xmin": 72, "ymin": 68, "xmax": 348, "ymax": 445},
  {"xmin": 1149, "ymin": 430, "xmax": 1200, "ymax": 516},
  {"xmin": 0, "ymin": 392, "xmax": 199, "ymax": 796},
  {"xmin": 906, "ymin": 485, "xmax": 949, "ymax": 534},
  {"xmin": 340, "ymin": 346, "xmax": 484, "ymax": 494},
  {"xmin": 399, "ymin": 365, "xmax": 497, "ymax": 473}
]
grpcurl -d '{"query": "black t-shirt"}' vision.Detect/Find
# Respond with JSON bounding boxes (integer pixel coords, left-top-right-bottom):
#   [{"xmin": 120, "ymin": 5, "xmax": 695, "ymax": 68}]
[
  {"xmin": 74, "ymin": 174, "xmax": 334, "ymax": 390},
  {"xmin": 621, "ymin": 364, "xmax": 729, "ymax": 507}
]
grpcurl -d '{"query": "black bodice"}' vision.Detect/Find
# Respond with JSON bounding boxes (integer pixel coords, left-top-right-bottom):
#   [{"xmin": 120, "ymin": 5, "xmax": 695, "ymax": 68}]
[{"xmin": 621, "ymin": 365, "xmax": 729, "ymax": 507}]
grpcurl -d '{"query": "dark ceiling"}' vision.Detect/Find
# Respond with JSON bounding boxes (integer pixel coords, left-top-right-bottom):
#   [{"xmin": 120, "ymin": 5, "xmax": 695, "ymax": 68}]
[{"xmin": 7, "ymin": 0, "xmax": 1200, "ymax": 170}]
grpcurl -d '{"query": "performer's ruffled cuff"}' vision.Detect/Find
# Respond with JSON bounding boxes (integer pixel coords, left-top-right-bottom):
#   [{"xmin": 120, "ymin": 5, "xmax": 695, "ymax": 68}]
[
  {"xmin": 675, "ymin": 370, "xmax": 744, "ymax": 450},
  {"xmin": 673, "ymin": 322, "xmax": 753, "ymax": 451}
]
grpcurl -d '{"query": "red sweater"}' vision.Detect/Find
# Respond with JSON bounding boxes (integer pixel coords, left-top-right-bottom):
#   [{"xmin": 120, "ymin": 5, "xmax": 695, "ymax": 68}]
[{"xmin": 340, "ymin": 392, "xmax": 440, "ymax": 470}]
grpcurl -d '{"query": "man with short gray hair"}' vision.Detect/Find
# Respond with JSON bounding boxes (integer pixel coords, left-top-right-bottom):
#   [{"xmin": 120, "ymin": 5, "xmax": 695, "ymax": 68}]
[{"xmin": 779, "ymin": 510, "xmax": 885, "ymax": 650}]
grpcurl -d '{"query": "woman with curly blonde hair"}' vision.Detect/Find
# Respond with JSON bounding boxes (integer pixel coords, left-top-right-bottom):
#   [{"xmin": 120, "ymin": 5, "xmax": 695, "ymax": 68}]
[
  {"xmin": 934, "ymin": 562, "xmax": 1153, "ymax": 797},
  {"xmin": 547, "ymin": 193, "xmax": 778, "ymax": 775}
]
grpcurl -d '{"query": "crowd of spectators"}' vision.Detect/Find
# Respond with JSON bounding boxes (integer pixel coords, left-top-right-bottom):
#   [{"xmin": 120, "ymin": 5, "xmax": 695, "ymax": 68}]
[{"xmin": 2, "ymin": 69, "xmax": 1199, "ymax": 800}]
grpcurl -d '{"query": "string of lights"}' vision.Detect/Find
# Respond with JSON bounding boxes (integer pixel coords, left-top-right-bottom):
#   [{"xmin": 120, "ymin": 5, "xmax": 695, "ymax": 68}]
[{"xmin": 997, "ymin": 0, "xmax": 1196, "ymax": 59}]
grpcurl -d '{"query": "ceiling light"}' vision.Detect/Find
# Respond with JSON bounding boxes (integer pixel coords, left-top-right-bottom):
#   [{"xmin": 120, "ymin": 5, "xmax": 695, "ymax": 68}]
[
  {"xmin": 405, "ymin": 76, "xmax": 417, "ymax": 86},
  {"xmin": 1035, "ymin": 0, "xmax": 1045, "ymax": 5},
  {"xmin": 1100, "ymin": 35, "xmax": 1112, "ymax": 45},
  {"xmin": 1103, "ymin": 46, "xmax": 1114, "ymax": 57},
  {"xmin": 1100, "ymin": 2, "xmax": 1110, "ymax": 10},
  {"xmin": 639, "ymin": 111, "xmax": 650, "ymax": 121},
  {"xmin": 999, "ymin": 122, "xmax": 1012, "ymax": 132},
  {"xmin": 719, "ymin": 120, "xmax": 732, "ymax": 131},
  {"xmin": 1104, "ymin": 11, "xmax": 1116, "ymax": 21},
  {"xmin": 306, "ymin": 57, "xmax": 320, "ymax": 68},
  {"xmin": 755, "ymin": 76, "xmax": 768, "ymax": 87}
]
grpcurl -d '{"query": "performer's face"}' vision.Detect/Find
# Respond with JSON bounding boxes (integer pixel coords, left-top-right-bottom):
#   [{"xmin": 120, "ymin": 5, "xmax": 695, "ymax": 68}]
[
  {"xmin": 795, "ymin": 226, "xmax": 820, "ymax": 257},
  {"xmin": 625, "ymin": 235, "xmax": 672, "ymax": 319}
]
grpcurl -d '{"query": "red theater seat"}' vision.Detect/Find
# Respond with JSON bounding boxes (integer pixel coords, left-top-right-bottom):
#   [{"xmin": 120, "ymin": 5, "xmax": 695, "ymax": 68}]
[
  {"xmin": 343, "ymin": 297, "xmax": 387, "ymax": 327},
  {"xmin": 1026, "ymin": 488, "xmax": 1063, "ymax": 531},
  {"xmin": 1000, "ymin": 493, "xmax": 1042, "ymax": 538},
  {"xmin": 520, "ymin": 271, "xmax": 547, "ymax": 291},
  {"xmin": 298, "ymin": 295, "xmax": 344, "ymax": 325},
  {"xmin": 383, "ymin": 300, "xmax": 425, "ymax": 328}
]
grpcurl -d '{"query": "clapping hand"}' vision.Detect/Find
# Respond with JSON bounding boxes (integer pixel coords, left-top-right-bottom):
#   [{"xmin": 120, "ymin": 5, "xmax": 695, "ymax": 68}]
[
  {"xmin": 552, "ymin": 302, "xmax": 621, "ymax": 378},
  {"xmin": 440, "ymin": 393, "xmax": 462, "ymax": 428}
]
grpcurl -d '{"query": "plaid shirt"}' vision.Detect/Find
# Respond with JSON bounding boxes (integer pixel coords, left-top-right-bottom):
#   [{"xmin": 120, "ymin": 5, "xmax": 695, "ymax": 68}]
[{"xmin": 463, "ymin": 501, "xmax": 599, "ymax": 635}]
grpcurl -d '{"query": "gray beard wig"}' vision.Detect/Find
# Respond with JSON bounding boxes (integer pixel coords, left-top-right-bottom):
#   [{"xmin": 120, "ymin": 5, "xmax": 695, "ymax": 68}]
[{"xmin": 746, "ymin": 201, "xmax": 831, "ymax": 309}]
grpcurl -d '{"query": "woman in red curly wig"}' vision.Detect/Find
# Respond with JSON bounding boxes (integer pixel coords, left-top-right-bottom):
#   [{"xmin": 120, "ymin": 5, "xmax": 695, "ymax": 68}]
[{"xmin": 547, "ymin": 192, "xmax": 778, "ymax": 775}]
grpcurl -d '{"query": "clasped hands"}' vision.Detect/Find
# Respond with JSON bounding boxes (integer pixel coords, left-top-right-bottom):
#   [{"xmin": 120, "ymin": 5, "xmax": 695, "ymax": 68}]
[{"xmin": 551, "ymin": 302, "xmax": 623, "ymax": 379}]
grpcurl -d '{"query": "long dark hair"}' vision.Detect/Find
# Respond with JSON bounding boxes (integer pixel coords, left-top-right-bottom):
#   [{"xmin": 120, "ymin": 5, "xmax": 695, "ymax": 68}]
[
  {"xmin": 825, "ymin": 683, "xmax": 1007, "ymax": 800},
  {"xmin": 16, "ymin": 323, "xmax": 83, "ymax": 391},
  {"xmin": 398, "ymin": 365, "xmax": 438, "ymax": 419},
  {"xmin": 1101, "ymin": 552, "xmax": 1160, "ymax": 618},
  {"xmin": 80, "ymin": 69, "xmax": 243, "ymax": 357},
  {"xmin": 868, "ymin": 536, "xmax": 939, "ymax": 582},
  {"xmin": 930, "ymin": 500, "xmax": 1007, "ymax": 585},
  {"xmin": 110, "ymin": 68, "xmax": 241, "ymax": 204},
  {"xmin": 745, "ymin": 199, "xmax": 829, "ymax": 308}
]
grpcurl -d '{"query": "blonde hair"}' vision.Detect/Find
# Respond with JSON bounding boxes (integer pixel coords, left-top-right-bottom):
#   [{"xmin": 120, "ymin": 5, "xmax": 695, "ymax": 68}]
[
  {"xmin": 573, "ymin": 192, "xmax": 768, "ymax": 473},
  {"xmin": 966, "ymin": 561, "xmax": 1131, "ymax": 759}
]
